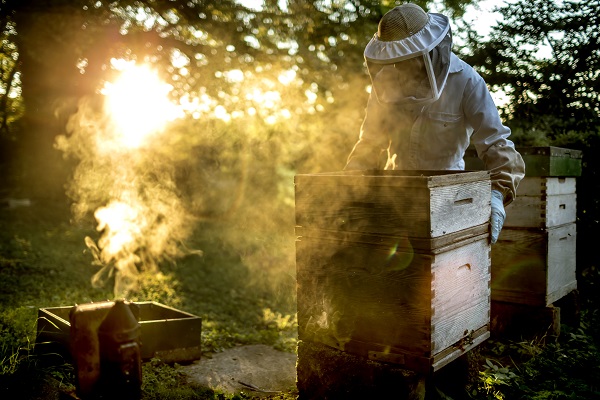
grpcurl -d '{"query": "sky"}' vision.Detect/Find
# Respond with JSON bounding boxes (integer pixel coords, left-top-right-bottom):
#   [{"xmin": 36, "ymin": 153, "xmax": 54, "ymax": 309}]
[
  {"xmin": 236, "ymin": 0, "xmax": 508, "ymax": 42},
  {"xmin": 235, "ymin": 0, "xmax": 507, "ymax": 38},
  {"xmin": 463, "ymin": 0, "xmax": 506, "ymax": 38}
]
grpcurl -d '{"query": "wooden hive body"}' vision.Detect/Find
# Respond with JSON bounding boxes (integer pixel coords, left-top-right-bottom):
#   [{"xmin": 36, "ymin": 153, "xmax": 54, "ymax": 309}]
[
  {"xmin": 463, "ymin": 146, "xmax": 579, "ymax": 307},
  {"xmin": 517, "ymin": 146, "xmax": 582, "ymax": 177},
  {"xmin": 295, "ymin": 170, "xmax": 492, "ymax": 374},
  {"xmin": 496, "ymin": 176, "xmax": 577, "ymax": 306},
  {"xmin": 504, "ymin": 177, "xmax": 576, "ymax": 229},
  {"xmin": 295, "ymin": 170, "xmax": 491, "ymax": 239},
  {"xmin": 463, "ymin": 146, "xmax": 582, "ymax": 178},
  {"xmin": 492, "ymin": 222, "xmax": 577, "ymax": 306}
]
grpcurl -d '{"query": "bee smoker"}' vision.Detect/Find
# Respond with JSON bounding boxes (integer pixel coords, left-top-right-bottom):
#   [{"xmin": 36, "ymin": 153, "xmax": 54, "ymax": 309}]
[{"xmin": 97, "ymin": 299, "xmax": 142, "ymax": 399}]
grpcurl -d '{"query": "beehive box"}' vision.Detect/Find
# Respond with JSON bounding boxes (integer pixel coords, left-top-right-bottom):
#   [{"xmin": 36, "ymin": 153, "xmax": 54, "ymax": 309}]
[
  {"xmin": 462, "ymin": 147, "xmax": 579, "ymax": 308},
  {"xmin": 295, "ymin": 170, "xmax": 492, "ymax": 374},
  {"xmin": 517, "ymin": 146, "xmax": 582, "ymax": 177},
  {"xmin": 295, "ymin": 170, "xmax": 491, "ymax": 239},
  {"xmin": 504, "ymin": 177, "xmax": 577, "ymax": 229},
  {"xmin": 491, "ymin": 223, "xmax": 577, "ymax": 306},
  {"xmin": 463, "ymin": 146, "xmax": 582, "ymax": 177},
  {"xmin": 36, "ymin": 301, "xmax": 202, "ymax": 363}
]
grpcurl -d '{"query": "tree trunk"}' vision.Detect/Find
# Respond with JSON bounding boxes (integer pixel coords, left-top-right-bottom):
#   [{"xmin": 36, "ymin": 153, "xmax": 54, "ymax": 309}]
[{"xmin": 11, "ymin": 1, "xmax": 113, "ymax": 199}]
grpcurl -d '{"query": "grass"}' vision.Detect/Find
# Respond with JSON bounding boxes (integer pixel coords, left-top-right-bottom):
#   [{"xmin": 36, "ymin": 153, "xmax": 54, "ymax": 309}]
[
  {"xmin": 2, "ymin": 199, "xmax": 600, "ymax": 399},
  {"xmin": 0, "ymin": 199, "xmax": 298, "ymax": 399},
  {"xmin": 470, "ymin": 314, "xmax": 600, "ymax": 400}
]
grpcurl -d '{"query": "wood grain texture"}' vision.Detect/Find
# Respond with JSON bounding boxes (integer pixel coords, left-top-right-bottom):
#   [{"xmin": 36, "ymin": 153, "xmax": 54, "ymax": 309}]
[
  {"xmin": 296, "ymin": 232, "xmax": 491, "ymax": 369},
  {"xmin": 294, "ymin": 171, "xmax": 493, "ymax": 372},
  {"xmin": 295, "ymin": 171, "xmax": 491, "ymax": 238},
  {"xmin": 463, "ymin": 146, "xmax": 582, "ymax": 177},
  {"xmin": 295, "ymin": 170, "xmax": 491, "ymax": 188},
  {"xmin": 296, "ymin": 239, "xmax": 432, "ymax": 355},
  {"xmin": 491, "ymin": 224, "xmax": 577, "ymax": 306},
  {"xmin": 295, "ymin": 224, "xmax": 488, "ymax": 253},
  {"xmin": 504, "ymin": 193, "xmax": 576, "ymax": 228},
  {"xmin": 431, "ymin": 239, "xmax": 491, "ymax": 353},
  {"xmin": 515, "ymin": 177, "xmax": 576, "ymax": 196}
]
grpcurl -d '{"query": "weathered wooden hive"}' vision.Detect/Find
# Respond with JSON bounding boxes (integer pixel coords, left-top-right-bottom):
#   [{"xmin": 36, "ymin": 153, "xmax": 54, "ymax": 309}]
[
  {"xmin": 465, "ymin": 146, "xmax": 581, "ymax": 307},
  {"xmin": 295, "ymin": 169, "xmax": 492, "ymax": 374}
]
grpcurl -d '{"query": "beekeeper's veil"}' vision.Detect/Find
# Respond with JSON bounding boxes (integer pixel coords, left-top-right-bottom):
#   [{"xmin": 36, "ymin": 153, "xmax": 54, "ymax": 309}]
[{"xmin": 365, "ymin": 3, "xmax": 452, "ymax": 106}]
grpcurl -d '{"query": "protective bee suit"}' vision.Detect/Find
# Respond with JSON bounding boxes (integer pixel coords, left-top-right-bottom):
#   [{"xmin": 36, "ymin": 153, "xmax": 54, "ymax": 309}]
[{"xmin": 345, "ymin": 3, "xmax": 525, "ymax": 243}]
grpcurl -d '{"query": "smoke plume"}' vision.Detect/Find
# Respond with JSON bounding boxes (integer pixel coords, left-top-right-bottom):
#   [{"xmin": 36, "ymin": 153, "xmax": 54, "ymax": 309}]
[{"xmin": 56, "ymin": 95, "xmax": 199, "ymax": 296}]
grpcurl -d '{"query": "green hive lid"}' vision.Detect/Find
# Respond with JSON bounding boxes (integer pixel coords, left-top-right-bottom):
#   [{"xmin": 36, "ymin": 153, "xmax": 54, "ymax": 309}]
[{"xmin": 517, "ymin": 146, "xmax": 582, "ymax": 159}]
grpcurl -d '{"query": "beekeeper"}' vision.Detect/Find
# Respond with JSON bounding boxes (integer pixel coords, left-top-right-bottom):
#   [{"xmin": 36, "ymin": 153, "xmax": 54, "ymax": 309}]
[{"xmin": 345, "ymin": 3, "xmax": 525, "ymax": 244}]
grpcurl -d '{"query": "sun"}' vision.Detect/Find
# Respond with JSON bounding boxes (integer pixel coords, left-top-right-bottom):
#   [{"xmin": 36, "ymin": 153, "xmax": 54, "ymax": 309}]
[{"xmin": 101, "ymin": 62, "xmax": 182, "ymax": 148}]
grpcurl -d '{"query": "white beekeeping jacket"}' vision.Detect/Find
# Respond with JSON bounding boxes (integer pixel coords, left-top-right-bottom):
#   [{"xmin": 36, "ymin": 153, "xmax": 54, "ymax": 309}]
[{"xmin": 345, "ymin": 53, "xmax": 525, "ymax": 205}]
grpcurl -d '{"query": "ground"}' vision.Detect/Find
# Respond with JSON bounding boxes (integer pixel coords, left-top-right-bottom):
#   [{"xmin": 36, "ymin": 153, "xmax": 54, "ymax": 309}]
[{"xmin": 182, "ymin": 344, "xmax": 297, "ymax": 396}]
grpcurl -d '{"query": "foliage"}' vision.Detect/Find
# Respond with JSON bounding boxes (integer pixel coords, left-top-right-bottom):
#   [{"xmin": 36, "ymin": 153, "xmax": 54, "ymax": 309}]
[
  {"xmin": 477, "ymin": 358, "xmax": 517, "ymax": 400},
  {"xmin": 0, "ymin": 18, "xmax": 22, "ymax": 139},
  {"xmin": 468, "ymin": 310, "xmax": 600, "ymax": 400},
  {"xmin": 462, "ymin": 0, "xmax": 600, "ymax": 308},
  {"xmin": 0, "ymin": 0, "xmax": 477, "ymax": 188},
  {"xmin": 0, "ymin": 201, "xmax": 298, "ymax": 398},
  {"xmin": 141, "ymin": 358, "xmax": 215, "ymax": 399},
  {"xmin": 461, "ymin": 0, "xmax": 599, "ymax": 136}
]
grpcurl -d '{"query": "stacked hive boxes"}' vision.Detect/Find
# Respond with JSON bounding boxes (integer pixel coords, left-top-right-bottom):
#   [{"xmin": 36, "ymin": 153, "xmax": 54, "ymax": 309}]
[
  {"xmin": 294, "ymin": 170, "xmax": 492, "ymax": 374},
  {"xmin": 465, "ymin": 146, "xmax": 581, "ymax": 306}
]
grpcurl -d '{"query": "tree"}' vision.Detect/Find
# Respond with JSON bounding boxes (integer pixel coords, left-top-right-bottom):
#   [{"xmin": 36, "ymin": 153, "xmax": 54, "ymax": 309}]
[
  {"xmin": 0, "ymin": 17, "xmax": 20, "ymax": 136},
  {"xmin": 461, "ymin": 0, "xmax": 600, "ymax": 302},
  {"xmin": 0, "ymin": 0, "xmax": 477, "ymax": 192},
  {"xmin": 461, "ymin": 0, "xmax": 599, "ymax": 140},
  {"xmin": 1, "ymin": 0, "xmax": 282, "ymax": 197},
  {"xmin": 0, "ymin": 0, "xmax": 477, "ymax": 293}
]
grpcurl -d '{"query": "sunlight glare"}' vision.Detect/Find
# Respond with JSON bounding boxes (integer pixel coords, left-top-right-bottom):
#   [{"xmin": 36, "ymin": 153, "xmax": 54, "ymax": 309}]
[{"xmin": 102, "ymin": 62, "xmax": 182, "ymax": 148}]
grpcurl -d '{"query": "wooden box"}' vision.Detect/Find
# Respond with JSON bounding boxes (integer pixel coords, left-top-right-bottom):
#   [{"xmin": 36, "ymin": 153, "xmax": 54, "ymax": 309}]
[
  {"xmin": 295, "ymin": 170, "xmax": 493, "ymax": 374},
  {"xmin": 491, "ymin": 223, "xmax": 577, "ymax": 306},
  {"xmin": 36, "ymin": 301, "xmax": 202, "ymax": 363},
  {"xmin": 296, "ymin": 228, "xmax": 491, "ymax": 374},
  {"xmin": 295, "ymin": 170, "xmax": 491, "ymax": 239},
  {"xmin": 463, "ymin": 146, "xmax": 582, "ymax": 177},
  {"xmin": 504, "ymin": 177, "xmax": 577, "ymax": 229},
  {"xmin": 518, "ymin": 146, "xmax": 582, "ymax": 177}
]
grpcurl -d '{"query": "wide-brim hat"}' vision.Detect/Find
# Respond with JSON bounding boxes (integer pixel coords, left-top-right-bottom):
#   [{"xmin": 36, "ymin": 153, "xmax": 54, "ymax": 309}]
[{"xmin": 365, "ymin": 5, "xmax": 450, "ymax": 64}]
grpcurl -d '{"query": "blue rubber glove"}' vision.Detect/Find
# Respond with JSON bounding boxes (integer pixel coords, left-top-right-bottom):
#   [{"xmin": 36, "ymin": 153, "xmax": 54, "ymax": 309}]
[{"xmin": 490, "ymin": 190, "xmax": 506, "ymax": 244}]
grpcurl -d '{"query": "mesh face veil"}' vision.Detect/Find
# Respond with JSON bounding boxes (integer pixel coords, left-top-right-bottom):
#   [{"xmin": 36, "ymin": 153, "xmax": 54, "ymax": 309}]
[{"xmin": 364, "ymin": 4, "xmax": 452, "ymax": 106}]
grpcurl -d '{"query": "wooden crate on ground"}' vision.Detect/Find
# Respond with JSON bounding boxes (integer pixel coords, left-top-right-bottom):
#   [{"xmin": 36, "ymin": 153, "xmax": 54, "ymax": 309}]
[
  {"xmin": 35, "ymin": 301, "xmax": 202, "ymax": 363},
  {"xmin": 491, "ymin": 223, "xmax": 577, "ymax": 306},
  {"xmin": 295, "ymin": 170, "xmax": 492, "ymax": 374}
]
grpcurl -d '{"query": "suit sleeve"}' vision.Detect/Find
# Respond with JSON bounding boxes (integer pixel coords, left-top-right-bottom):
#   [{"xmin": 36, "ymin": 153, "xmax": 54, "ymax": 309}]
[{"xmin": 463, "ymin": 72, "xmax": 525, "ymax": 205}]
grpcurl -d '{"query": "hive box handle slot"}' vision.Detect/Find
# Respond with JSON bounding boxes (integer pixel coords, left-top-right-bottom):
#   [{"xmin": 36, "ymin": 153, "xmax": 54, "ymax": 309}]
[{"xmin": 454, "ymin": 198, "xmax": 473, "ymax": 206}]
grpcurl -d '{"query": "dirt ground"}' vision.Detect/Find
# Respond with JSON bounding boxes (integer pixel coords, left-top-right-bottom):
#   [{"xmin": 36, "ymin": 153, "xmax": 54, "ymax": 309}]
[{"xmin": 181, "ymin": 344, "xmax": 297, "ymax": 396}]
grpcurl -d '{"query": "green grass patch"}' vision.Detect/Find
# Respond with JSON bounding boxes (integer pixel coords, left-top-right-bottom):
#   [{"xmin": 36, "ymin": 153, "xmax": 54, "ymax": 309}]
[
  {"xmin": 2, "ymin": 200, "xmax": 600, "ymax": 399},
  {"xmin": 0, "ymin": 201, "xmax": 297, "ymax": 399}
]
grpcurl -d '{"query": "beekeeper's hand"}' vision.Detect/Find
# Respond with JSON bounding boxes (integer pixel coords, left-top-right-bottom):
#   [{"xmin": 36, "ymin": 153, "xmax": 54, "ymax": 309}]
[{"xmin": 490, "ymin": 190, "xmax": 506, "ymax": 244}]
